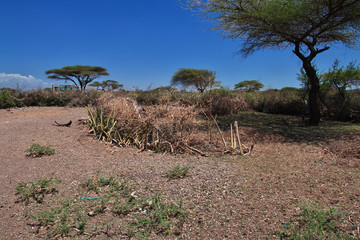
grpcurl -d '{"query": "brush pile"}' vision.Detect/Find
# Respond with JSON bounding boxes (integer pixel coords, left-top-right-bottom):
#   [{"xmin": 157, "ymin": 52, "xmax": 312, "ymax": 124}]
[
  {"xmin": 87, "ymin": 93, "xmax": 254, "ymax": 155},
  {"xmin": 87, "ymin": 94, "xmax": 200, "ymax": 154}
]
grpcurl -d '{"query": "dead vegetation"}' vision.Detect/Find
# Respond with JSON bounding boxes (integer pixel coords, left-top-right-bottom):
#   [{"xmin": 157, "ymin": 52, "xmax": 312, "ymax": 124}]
[{"xmin": 88, "ymin": 94, "xmax": 253, "ymax": 156}]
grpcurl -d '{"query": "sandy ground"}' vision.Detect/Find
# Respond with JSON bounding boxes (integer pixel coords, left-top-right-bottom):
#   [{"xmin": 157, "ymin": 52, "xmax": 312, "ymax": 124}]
[{"xmin": 0, "ymin": 107, "xmax": 359, "ymax": 239}]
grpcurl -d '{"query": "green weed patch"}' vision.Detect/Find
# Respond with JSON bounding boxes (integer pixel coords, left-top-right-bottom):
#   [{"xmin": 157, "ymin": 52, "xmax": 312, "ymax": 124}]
[{"xmin": 16, "ymin": 175, "xmax": 188, "ymax": 239}]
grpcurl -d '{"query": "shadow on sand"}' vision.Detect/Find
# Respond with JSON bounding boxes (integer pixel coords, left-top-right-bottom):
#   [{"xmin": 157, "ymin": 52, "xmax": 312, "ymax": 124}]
[{"xmin": 218, "ymin": 112, "xmax": 360, "ymax": 144}]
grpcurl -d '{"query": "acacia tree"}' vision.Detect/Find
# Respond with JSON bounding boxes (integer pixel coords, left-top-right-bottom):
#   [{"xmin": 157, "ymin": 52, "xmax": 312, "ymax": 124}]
[
  {"xmin": 322, "ymin": 60, "xmax": 360, "ymax": 94},
  {"xmin": 88, "ymin": 81, "xmax": 102, "ymax": 90},
  {"xmin": 102, "ymin": 80, "xmax": 123, "ymax": 91},
  {"xmin": 46, "ymin": 65, "xmax": 109, "ymax": 90},
  {"xmin": 89, "ymin": 80, "xmax": 123, "ymax": 91},
  {"xmin": 322, "ymin": 60, "xmax": 360, "ymax": 118},
  {"xmin": 171, "ymin": 68, "xmax": 219, "ymax": 92},
  {"xmin": 234, "ymin": 80, "xmax": 264, "ymax": 92},
  {"xmin": 184, "ymin": 0, "xmax": 360, "ymax": 125}
]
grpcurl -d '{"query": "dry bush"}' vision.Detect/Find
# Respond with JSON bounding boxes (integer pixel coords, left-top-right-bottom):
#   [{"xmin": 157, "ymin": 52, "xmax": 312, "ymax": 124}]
[
  {"xmin": 92, "ymin": 93, "xmax": 254, "ymax": 155},
  {"xmin": 96, "ymin": 94, "xmax": 200, "ymax": 153},
  {"xmin": 210, "ymin": 96, "xmax": 249, "ymax": 115}
]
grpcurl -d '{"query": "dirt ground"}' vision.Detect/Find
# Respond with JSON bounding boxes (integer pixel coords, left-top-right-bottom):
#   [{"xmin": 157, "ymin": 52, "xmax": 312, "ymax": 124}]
[{"xmin": 0, "ymin": 107, "xmax": 359, "ymax": 239}]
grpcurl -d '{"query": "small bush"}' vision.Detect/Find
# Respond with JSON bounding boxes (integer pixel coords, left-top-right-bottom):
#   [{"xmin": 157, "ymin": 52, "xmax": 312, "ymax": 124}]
[
  {"xmin": 136, "ymin": 91, "xmax": 161, "ymax": 105},
  {"xmin": 274, "ymin": 201, "xmax": 356, "ymax": 239},
  {"xmin": 0, "ymin": 88, "xmax": 25, "ymax": 108},
  {"xmin": 0, "ymin": 90, "xmax": 17, "ymax": 108},
  {"xmin": 164, "ymin": 164, "xmax": 191, "ymax": 179},
  {"xmin": 15, "ymin": 176, "xmax": 61, "ymax": 204},
  {"xmin": 25, "ymin": 144, "xmax": 55, "ymax": 157},
  {"xmin": 321, "ymin": 89, "xmax": 360, "ymax": 122},
  {"xmin": 129, "ymin": 194, "xmax": 188, "ymax": 237}
]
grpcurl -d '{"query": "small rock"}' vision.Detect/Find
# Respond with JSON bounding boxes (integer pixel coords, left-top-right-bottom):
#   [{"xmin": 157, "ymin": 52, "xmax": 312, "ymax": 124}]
[
  {"xmin": 88, "ymin": 211, "xmax": 95, "ymax": 216},
  {"xmin": 131, "ymin": 191, "xmax": 138, "ymax": 199}
]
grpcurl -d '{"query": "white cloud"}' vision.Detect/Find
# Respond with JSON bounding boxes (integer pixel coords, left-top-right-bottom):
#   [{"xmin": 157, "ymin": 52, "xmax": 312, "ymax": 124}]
[{"xmin": 0, "ymin": 73, "xmax": 52, "ymax": 90}]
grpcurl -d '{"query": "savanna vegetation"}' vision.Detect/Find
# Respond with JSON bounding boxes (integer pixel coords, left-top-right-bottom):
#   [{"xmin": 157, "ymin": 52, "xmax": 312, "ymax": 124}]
[
  {"xmin": 183, "ymin": 0, "xmax": 360, "ymax": 126},
  {"xmin": 3, "ymin": 72, "xmax": 360, "ymax": 239},
  {"xmin": 2, "ymin": 0, "xmax": 360, "ymax": 237}
]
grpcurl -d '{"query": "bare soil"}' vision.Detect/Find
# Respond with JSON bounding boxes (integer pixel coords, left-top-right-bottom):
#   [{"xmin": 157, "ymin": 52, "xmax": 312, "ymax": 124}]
[{"xmin": 0, "ymin": 107, "xmax": 359, "ymax": 239}]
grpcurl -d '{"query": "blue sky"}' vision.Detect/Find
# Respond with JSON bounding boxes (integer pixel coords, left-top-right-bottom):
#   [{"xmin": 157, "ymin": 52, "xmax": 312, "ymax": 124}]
[{"xmin": 1, "ymin": 0, "xmax": 359, "ymax": 90}]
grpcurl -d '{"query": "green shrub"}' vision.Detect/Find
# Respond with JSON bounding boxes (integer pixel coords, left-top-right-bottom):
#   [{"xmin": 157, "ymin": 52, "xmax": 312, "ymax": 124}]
[
  {"xmin": 136, "ymin": 91, "xmax": 161, "ymax": 105},
  {"xmin": 164, "ymin": 164, "xmax": 191, "ymax": 179},
  {"xmin": 320, "ymin": 89, "xmax": 360, "ymax": 122},
  {"xmin": 15, "ymin": 176, "xmax": 61, "ymax": 203},
  {"xmin": 274, "ymin": 201, "xmax": 356, "ymax": 239},
  {"xmin": 0, "ymin": 90, "xmax": 16, "ymax": 108},
  {"xmin": 246, "ymin": 89, "xmax": 306, "ymax": 115},
  {"xmin": 15, "ymin": 89, "xmax": 102, "ymax": 108},
  {"xmin": 16, "ymin": 175, "xmax": 188, "ymax": 238},
  {"xmin": 25, "ymin": 144, "xmax": 55, "ymax": 157},
  {"xmin": 129, "ymin": 194, "xmax": 188, "ymax": 237}
]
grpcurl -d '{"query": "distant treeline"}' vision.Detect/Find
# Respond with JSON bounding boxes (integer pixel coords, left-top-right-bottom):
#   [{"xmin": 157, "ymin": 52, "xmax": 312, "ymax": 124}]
[{"xmin": 1, "ymin": 87, "xmax": 359, "ymax": 122}]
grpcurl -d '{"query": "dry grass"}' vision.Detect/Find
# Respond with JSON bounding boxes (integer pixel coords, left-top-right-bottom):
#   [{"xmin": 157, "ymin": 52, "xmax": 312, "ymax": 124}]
[
  {"xmin": 92, "ymin": 94, "xmax": 257, "ymax": 155},
  {"xmin": 95, "ymin": 94, "xmax": 201, "ymax": 153}
]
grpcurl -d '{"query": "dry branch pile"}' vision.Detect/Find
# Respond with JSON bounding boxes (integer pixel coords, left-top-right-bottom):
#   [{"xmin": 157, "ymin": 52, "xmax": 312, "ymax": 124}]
[
  {"xmin": 87, "ymin": 94, "xmax": 253, "ymax": 156},
  {"xmin": 88, "ymin": 94, "xmax": 201, "ymax": 154},
  {"xmin": 330, "ymin": 141, "xmax": 360, "ymax": 159}
]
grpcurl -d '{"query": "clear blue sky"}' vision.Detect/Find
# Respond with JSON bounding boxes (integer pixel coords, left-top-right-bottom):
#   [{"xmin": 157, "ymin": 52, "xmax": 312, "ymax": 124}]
[{"xmin": 1, "ymin": 0, "xmax": 359, "ymax": 90}]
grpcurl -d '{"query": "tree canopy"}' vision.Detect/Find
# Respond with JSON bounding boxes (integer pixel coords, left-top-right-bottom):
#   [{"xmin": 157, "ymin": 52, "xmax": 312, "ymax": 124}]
[
  {"xmin": 234, "ymin": 80, "xmax": 264, "ymax": 92},
  {"xmin": 322, "ymin": 60, "xmax": 360, "ymax": 92},
  {"xmin": 89, "ymin": 80, "xmax": 123, "ymax": 91},
  {"xmin": 46, "ymin": 65, "xmax": 109, "ymax": 90},
  {"xmin": 184, "ymin": 0, "xmax": 360, "ymax": 125},
  {"xmin": 171, "ymin": 68, "xmax": 219, "ymax": 92}
]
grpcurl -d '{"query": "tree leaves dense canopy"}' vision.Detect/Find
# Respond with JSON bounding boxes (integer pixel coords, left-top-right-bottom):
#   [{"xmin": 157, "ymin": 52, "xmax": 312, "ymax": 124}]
[
  {"xmin": 171, "ymin": 68, "xmax": 219, "ymax": 92},
  {"xmin": 183, "ymin": 0, "xmax": 360, "ymax": 125},
  {"xmin": 89, "ymin": 80, "xmax": 123, "ymax": 91},
  {"xmin": 322, "ymin": 60, "xmax": 360, "ymax": 91},
  {"xmin": 185, "ymin": 0, "xmax": 360, "ymax": 56},
  {"xmin": 46, "ymin": 65, "xmax": 109, "ymax": 90},
  {"xmin": 234, "ymin": 80, "xmax": 264, "ymax": 92}
]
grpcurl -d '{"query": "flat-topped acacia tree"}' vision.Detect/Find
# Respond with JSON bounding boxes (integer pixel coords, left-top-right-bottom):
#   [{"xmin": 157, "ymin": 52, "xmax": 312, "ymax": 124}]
[
  {"xmin": 46, "ymin": 65, "xmax": 109, "ymax": 90},
  {"xmin": 183, "ymin": 0, "xmax": 360, "ymax": 125},
  {"xmin": 171, "ymin": 68, "xmax": 219, "ymax": 92},
  {"xmin": 234, "ymin": 80, "xmax": 264, "ymax": 92}
]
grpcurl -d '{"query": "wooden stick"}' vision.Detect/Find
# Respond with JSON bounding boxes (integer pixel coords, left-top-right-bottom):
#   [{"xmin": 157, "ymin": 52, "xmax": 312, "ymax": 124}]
[
  {"xmin": 186, "ymin": 144, "xmax": 208, "ymax": 157},
  {"xmin": 233, "ymin": 124, "xmax": 237, "ymax": 149},
  {"xmin": 211, "ymin": 115, "xmax": 227, "ymax": 149},
  {"xmin": 230, "ymin": 123, "xmax": 234, "ymax": 148},
  {"xmin": 234, "ymin": 121, "xmax": 243, "ymax": 155}
]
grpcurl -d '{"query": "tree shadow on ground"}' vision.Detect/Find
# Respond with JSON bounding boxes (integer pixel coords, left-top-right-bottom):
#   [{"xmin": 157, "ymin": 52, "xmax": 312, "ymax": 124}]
[{"xmin": 218, "ymin": 112, "xmax": 360, "ymax": 144}]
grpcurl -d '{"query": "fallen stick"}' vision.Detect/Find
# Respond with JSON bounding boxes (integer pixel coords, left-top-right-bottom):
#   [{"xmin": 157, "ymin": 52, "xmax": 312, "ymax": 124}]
[
  {"xmin": 54, "ymin": 120, "xmax": 72, "ymax": 127},
  {"xmin": 211, "ymin": 115, "xmax": 227, "ymax": 149},
  {"xmin": 186, "ymin": 144, "xmax": 208, "ymax": 157}
]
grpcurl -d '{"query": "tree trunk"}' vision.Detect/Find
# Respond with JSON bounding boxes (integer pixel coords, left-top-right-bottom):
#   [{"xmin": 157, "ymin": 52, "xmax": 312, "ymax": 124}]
[{"xmin": 302, "ymin": 61, "xmax": 321, "ymax": 126}]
